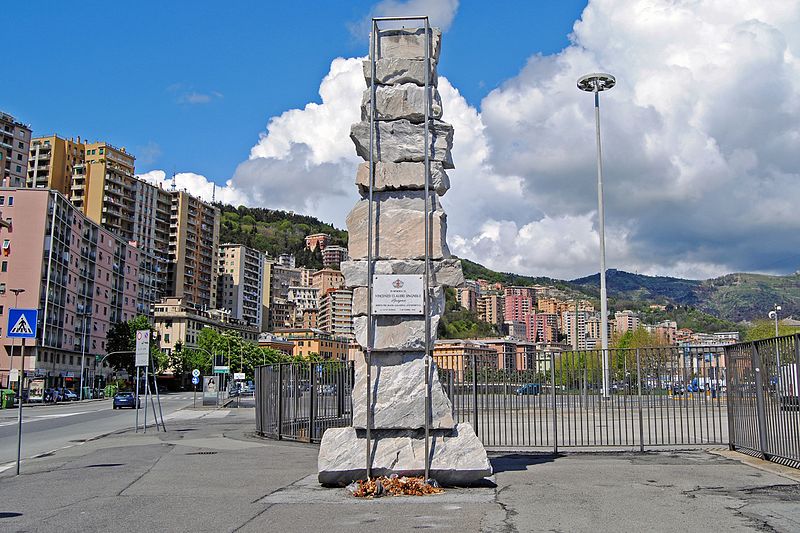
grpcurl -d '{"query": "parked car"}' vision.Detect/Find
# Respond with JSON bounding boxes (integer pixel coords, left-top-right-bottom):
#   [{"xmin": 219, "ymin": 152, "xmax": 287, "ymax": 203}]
[
  {"xmin": 112, "ymin": 392, "xmax": 140, "ymax": 409},
  {"xmin": 320, "ymin": 384, "xmax": 337, "ymax": 396},
  {"xmin": 515, "ymin": 383, "xmax": 542, "ymax": 396},
  {"xmin": 44, "ymin": 388, "xmax": 63, "ymax": 402},
  {"xmin": 62, "ymin": 389, "xmax": 79, "ymax": 401}
]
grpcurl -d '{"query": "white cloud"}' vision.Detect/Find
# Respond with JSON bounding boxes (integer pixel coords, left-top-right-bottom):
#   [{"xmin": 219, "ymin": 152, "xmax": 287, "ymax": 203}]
[
  {"xmin": 350, "ymin": 0, "xmax": 459, "ymax": 39},
  {"xmin": 148, "ymin": 0, "xmax": 800, "ymax": 281},
  {"xmin": 136, "ymin": 170, "xmax": 248, "ymax": 206}
]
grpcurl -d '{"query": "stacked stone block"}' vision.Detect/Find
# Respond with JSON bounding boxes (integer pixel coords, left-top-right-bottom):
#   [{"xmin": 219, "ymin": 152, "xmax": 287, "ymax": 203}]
[{"xmin": 317, "ymin": 27, "xmax": 491, "ymax": 486}]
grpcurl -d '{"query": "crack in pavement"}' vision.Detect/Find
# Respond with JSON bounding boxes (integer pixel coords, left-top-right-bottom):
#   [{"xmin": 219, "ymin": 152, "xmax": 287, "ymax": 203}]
[{"xmin": 116, "ymin": 444, "xmax": 175, "ymax": 497}]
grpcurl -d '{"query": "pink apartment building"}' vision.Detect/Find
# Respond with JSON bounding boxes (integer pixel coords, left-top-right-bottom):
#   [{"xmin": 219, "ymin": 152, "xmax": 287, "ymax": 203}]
[{"xmin": 0, "ymin": 188, "xmax": 141, "ymax": 389}]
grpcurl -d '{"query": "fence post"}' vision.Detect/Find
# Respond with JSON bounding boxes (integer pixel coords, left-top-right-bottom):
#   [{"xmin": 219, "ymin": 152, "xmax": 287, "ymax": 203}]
[
  {"xmin": 636, "ymin": 349, "xmax": 644, "ymax": 452},
  {"xmin": 726, "ymin": 348, "xmax": 736, "ymax": 451},
  {"xmin": 309, "ymin": 362, "xmax": 317, "ymax": 443},
  {"xmin": 277, "ymin": 364, "xmax": 283, "ymax": 441},
  {"xmin": 471, "ymin": 353, "xmax": 478, "ymax": 437},
  {"xmin": 551, "ymin": 351, "xmax": 558, "ymax": 454},
  {"xmin": 751, "ymin": 344, "xmax": 769, "ymax": 460}
]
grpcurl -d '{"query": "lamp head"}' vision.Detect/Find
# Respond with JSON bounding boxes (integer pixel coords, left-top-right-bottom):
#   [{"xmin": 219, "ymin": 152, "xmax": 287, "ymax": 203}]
[
  {"xmin": 577, "ymin": 73, "xmax": 616, "ymax": 92},
  {"xmin": 768, "ymin": 311, "xmax": 777, "ymax": 319}
]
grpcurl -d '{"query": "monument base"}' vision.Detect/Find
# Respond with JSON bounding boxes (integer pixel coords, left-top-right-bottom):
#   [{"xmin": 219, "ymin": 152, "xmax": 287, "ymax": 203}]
[{"xmin": 317, "ymin": 423, "xmax": 492, "ymax": 487}]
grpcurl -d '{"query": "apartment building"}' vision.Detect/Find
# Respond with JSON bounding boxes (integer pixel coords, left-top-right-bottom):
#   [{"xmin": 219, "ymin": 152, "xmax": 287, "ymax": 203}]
[
  {"xmin": 271, "ymin": 328, "xmax": 349, "ymax": 360},
  {"xmin": 527, "ymin": 312, "xmax": 559, "ymax": 343},
  {"xmin": 287, "ymin": 285, "xmax": 319, "ymax": 324},
  {"xmin": 261, "ymin": 255, "xmax": 272, "ymax": 331},
  {"xmin": 614, "ymin": 310, "xmax": 640, "ymax": 335},
  {"xmin": 457, "ymin": 282, "xmax": 478, "ymax": 312},
  {"xmin": 1, "ymin": 112, "xmax": 31, "ymax": 188},
  {"xmin": 504, "ymin": 286, "xmax": 534, "ymax": 323},
  {"xmin": 318, "ymin": 288, "xmax": 354, "ymax": 340},
  {"xmin": 27, "ymin": 135, "xmax": 85, "ymax": 194},
  {"xmin": 562, "ymin": 310, "xmax": 590, "ymax": 350},
  {"xmin": 305, "ymin": 233, "xmax": 330, "ymax": 251},
  {"xmin": 0, "ymin": 189, "xmax": 141, "ymax": 389},
  {"xmin": 153, "ymin": 296, "xmax": 259, "ymax": 355},
  {"xmin": 322, "ymin": 245, "xmax": 348, "ymax": 269},
  {"xmin": 167, "ymin": 190, "xmax": 220, "ymax": 311},
  {"xmin": 477, "ymin": 293, "xmax": 504, "ymax": 325},
  {"xmin": 217, "ymin": 243, "xmax": 264, "ymax": 327},
  {"xmin": 311, "ymin": 268, "xmax": 344, "ymax": 296},
  {"xmin": 433, "ymin": 339, "xmax": 497, "ymax": 380}
]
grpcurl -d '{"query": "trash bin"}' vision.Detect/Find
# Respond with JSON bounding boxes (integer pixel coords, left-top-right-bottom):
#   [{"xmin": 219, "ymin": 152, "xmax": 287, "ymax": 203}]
[{"xmin": 1, "ymin": 389, "xmax": 15, "ymax": 409}]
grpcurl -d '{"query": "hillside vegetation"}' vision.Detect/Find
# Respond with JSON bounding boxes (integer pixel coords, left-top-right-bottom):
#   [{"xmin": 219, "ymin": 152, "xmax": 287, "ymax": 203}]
[
  {"xmin": 212, "ymin": 202, "xmax": 799, "ymax": 326},
  {"xmin": 216, "ymin": 204, "xmax": 347, "ymax": 270}
]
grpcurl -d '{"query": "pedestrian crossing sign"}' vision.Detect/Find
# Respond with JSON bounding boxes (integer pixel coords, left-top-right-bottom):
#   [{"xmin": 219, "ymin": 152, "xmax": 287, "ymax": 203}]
[{"xmin": 7, "ymin": 308, "xmax": 38, "ymax": 338}]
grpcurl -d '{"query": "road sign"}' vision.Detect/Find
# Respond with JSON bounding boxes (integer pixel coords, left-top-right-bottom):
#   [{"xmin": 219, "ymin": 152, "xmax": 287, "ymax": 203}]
[
  {"xmin": 7, "ymin": 309, "xmax": 38, "ymax": 338},
  {"xmin": 9, "ymin": 368, "xmax": 19, "ymax": 382},
  {"xmin": 233, "ymin": 372, "xmax": 246, "ymax": 381},
  {"xmin": 213, "ymin": 365, "xmax": 230, "ymax": 374},
  {"xmin": 191, "ymin": 368, "xmax": 200, "ymax": 378},
  {"xmin": 191, "ymin": 376, "xmax": 200, "ymax": 385},
  {"xmin": 135, "ymin": 330, "xmax": 150, "ymax": 367}
]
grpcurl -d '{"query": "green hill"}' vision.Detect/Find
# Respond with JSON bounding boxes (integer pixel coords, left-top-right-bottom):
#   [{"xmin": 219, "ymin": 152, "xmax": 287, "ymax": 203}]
[
  {"xmin": 212, "ymin": 203, "xmax": 798, "ymax": 326},
  {"xmin": 216, "ymin": 204, "xmax": 347, "ymax": 270},
  {"xmin": 571, "ymin": 269, "xmax": 800, "ymax": 324}
]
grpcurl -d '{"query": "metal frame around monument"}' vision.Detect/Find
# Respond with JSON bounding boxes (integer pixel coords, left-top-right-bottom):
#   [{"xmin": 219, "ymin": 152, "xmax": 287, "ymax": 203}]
[{"xmin": 367, "ymin": 16, "xmax": 434, "ymax": 481}]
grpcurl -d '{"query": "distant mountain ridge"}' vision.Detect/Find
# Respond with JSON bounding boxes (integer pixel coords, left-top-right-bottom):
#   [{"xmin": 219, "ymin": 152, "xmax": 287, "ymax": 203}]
[
  {"xmin": 570, "ymin": 269, "xmax": 800, "ymax": 323},
  {"xmin": 213, "ymin": 202, "xmax": 798, "ymax": 324}
]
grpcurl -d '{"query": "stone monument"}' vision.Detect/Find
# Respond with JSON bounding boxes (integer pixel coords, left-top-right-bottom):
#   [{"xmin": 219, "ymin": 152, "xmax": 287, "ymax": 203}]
[{"xmin": 317, "ymin": 22, "xmax": 491, "ymax": 486}]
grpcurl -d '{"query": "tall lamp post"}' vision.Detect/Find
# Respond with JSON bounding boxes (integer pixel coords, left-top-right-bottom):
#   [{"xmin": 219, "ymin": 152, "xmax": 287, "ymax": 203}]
[
  {"xmin": 9, "ymin": 288, "xmax": 25, "ymax": 389},
  {"xmin": 768, "ymin": 304, "xmax": 782, "ymax": 392},
  {"xmin": 578, "ymin": 72, "xmax": 615, "ymax": 398},
  {"xmin": 78, "ymin": 312, "xmax": 91, "ymax": 401}
]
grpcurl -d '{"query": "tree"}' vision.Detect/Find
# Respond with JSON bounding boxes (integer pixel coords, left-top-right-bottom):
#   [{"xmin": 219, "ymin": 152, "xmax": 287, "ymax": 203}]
[
  {"xmin": 104, "ymin": 315, "xmax": 167, "ymax": 376},
  {"xmin": 745, "ymin": 319, "xmax": 800, "ymax": 341}
]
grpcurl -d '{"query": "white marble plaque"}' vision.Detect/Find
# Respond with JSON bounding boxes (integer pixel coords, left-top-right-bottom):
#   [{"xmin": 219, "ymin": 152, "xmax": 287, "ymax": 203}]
[{"xmin": 372, "ymin": 274, "xmax": 424, "ymax": 315}]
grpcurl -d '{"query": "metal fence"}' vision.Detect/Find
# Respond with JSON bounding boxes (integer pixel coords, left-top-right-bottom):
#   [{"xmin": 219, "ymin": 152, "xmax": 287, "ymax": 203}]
[
  {"xmin": 255, "ymin": 346, "xmax": 730, "ymax": 450},
  {"xmin": 436, "ymin": 346, "xmax": 728, "ymax": 451},
  {"xmin": 726, "ymin": 334, "xmax": 800, "ymax": 468},
  {"xmin": 255, "ymin": 361, "xmax": 354, "ymax": 443}
]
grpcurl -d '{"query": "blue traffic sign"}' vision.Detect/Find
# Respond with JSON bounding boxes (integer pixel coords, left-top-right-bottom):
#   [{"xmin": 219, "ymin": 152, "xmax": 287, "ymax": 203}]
[
  {"xmin": 191, "ymin": 376, "xmax": 200, "ymax": 385},
  {"xmin": 7, "ymin": 309, "xmax": 38, "ymax": 338}
]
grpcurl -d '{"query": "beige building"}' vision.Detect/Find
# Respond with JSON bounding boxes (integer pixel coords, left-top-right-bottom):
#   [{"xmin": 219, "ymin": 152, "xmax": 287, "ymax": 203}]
[
  {"xmin": 271, "ymin": 328, "xmax": 349, "ymax": 360},
  {"xmin": 311, "ymin": 268, "xmax": 344, "ymax": 295},
  {"xmin": 217, "ymin": 243, "xmax": 263, "ymax": 327},
  {"xmin": 167, "ymin": 190, "xmax": 220, "ymax": 311},
  {"xmin": 614, "ymin": 310, "xmax": 641, "ymax": 335},
  {"xmin": 27, "ymin": 135, "xmax": 85, "ymax": 194},
  {"xmin": 318, "ymin": 288, "xmax": 354, "ymax": 340},
  {"xmin": 477, "ymin": 293, "xmax": 504, "ymax": 325},
  {"xmin": 433, "ymin": 339, "xmax": 497, "ymax": 380},
  {"xmin": 261, "ymin": 255, "xmax": 272, "ymax": 331},
  {"xmin": 1, "ymin": 112, "xmax": 31, "ymax": 188},
  {"xmin": 153, "ymin": 297, "xmax": 258, "ymax": 355}
]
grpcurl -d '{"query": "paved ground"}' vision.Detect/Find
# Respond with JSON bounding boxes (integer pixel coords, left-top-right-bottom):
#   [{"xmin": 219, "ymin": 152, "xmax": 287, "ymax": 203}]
[
  {"xmin": 0, "ymin": 392, "xmax": 195, "ymax": 467},
  {"xmin": 1, "ymin": 405, "xmax": 798, "ymax": 533}
]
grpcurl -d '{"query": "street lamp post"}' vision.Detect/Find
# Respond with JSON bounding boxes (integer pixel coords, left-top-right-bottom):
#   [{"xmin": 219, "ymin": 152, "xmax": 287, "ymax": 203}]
[
  {"xmin": 769, "ymin": 304, "xmax": 782, "ymax": 392},
  {"xmin": 578, "ymin": 72, "xmax": 615, "ymax": 398},
  {"xmin": 78, "ymin": 312, "xmax": 90, "ymax": 401}
]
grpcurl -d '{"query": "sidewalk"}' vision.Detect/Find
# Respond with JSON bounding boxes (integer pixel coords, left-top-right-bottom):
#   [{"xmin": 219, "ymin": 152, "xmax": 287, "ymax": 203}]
[{"xmin": 1, "ymin": 407, "xmax": 798, "ymax": 532}]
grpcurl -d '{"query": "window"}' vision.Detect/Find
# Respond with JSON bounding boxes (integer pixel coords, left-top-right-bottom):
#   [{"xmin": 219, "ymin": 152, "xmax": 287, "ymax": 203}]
[
  {"xmin": 99, "ymin": 148, "xmax": 104, "ymax": 154},
  {"xmin": 2, "ymin": 239, "xmax": 9, "ymax": 250},
  {"xmin": 1, "ymin": 261, "xmax": 6, "ymax": 272},
  {"xmin": 7, "ymin": 197, "xmax": 12, "ymax": 206},
  {"xmin": 0, "ymin": 197, "xmax": 4, "ymax": 206},
  {"xmin": 17, "ymin": 141, "xmax": 23, "ymax": 149}
]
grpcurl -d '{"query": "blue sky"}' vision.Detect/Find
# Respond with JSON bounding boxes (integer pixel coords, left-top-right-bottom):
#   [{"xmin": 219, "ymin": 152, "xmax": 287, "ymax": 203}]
[
  {"xmin": 4, "ymin": 1, "xmax": 585, "ymax": 180},
  {"xmin": 5, "ymin": 1, "xmax": 800, "ymax": 279}
]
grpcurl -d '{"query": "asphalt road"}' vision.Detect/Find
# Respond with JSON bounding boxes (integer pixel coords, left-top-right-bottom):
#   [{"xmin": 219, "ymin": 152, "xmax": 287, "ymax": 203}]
[{"xmin": 0, "ymin": 392, "xmax": 196, "ymax": 469}]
